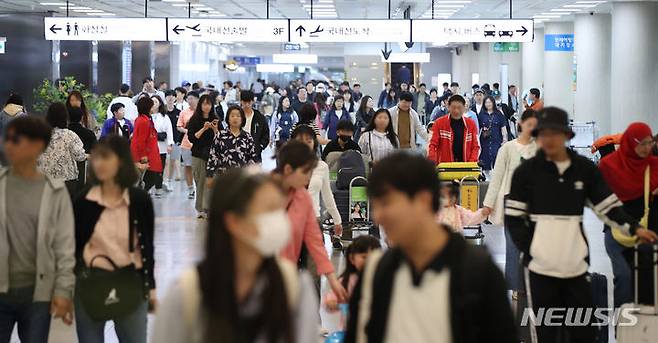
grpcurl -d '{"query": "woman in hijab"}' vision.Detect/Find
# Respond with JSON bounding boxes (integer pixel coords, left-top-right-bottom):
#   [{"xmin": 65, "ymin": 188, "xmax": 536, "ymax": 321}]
[{"xmin": 599, "ymin": 122, "xmax": 658, "ymax": 307}]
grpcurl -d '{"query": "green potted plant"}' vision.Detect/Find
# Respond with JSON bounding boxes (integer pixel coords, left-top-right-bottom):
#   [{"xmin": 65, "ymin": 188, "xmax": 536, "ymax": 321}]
[{"xmin": 33, "ymin": 76, "xmax": 113, "ymax": 123}]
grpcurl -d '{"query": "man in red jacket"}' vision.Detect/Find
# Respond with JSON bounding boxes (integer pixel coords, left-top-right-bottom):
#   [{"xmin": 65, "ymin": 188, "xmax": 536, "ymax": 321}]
[{"xmin": 428, "ymin": 94, "xmax": 480, "ymax": 164}]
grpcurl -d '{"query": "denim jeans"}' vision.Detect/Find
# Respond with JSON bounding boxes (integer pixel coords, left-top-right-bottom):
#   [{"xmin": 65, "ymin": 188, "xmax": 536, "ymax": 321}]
[
  {"xmin": 74, "ymin": 292, "xmax": 148, "ymax": 343},
  {"xmin": 504, "ymin": 227, "xmax": 522, "ymax": 291},
  {"xmin": 604, "ymin": 229, "xmax": 633, "ymax": 308},
  {"xmin": 0, "ymin": 287, "xmax": 51, "ymax": 343}
]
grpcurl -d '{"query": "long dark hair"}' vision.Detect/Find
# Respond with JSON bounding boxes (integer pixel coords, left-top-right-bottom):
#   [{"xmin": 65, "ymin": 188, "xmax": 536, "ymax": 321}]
[
  {"xmin": 364, "ymin": 108, "xmax": 399, "ymax": 148},
  {"xmin": 66, "ymin": 90, "xmax": 91, "ymax": 128},
  {"xmin": 150, "ymin": 95, "xmax": 166, "ymax": 115},
  {"xmin": 274, "ymin": 140, "xmax": 318, "ymax": 174},
  {"xmin": 314, "ymin": 92, "xmax": 327, "ymax": 112},
  {"xmin": 277, "ymin": 96, "xmax": 292, "ymax": 115},
  {"xmin": 88, "ymin": 135, "xmax": 139, "ymax": 189},
  {"xmin": 340, "ymin": 91, "xmax": 354, "ymax": 112},
  {"xmin": 200, "ymin": 170, "xmax": 293, "ymax": 343},
  {"xmin": 191, "ymin": 94, "xmax": 217, "ymax": 122},
  {"xmin": 358, "ymin": 95, "xmax": 373, "ymax": 115},
  {"xmin": 339, "ymin": 235, "xmax": 381, "ymax": 290},
  {"xmin": 386, "ymin": 89, "xmax": 396, "ymax": 102}
]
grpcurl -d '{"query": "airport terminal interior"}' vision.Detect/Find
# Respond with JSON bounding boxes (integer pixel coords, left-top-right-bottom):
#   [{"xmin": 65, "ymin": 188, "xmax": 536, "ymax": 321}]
[{"xmin": 1, "ymin": 0, "xmax": 658, "ymax": 342}]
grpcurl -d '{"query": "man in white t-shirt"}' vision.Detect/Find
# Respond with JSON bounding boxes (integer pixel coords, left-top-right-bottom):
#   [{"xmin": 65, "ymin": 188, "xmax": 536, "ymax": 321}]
[{"xmin": 106, "ymin": 84, "xmax": 138, "ymax": 122}]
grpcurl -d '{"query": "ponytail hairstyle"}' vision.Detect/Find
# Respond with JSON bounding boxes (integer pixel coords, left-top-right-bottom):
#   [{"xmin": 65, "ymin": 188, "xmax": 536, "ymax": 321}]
[
  {"xmin": 200, "ymin": 169, "xmax": 293, "ymax": 343},
  {"xmin": 339, "ymin": 235, "xmax": 381, "ymax": 290}
]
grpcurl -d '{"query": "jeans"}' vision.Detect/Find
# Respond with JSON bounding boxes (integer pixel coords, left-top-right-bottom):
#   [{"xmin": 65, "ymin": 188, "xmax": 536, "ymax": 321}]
[
  {"xmin": 74, "ymin": 293, "xmax": 148, "ymax": 343},
  {"xmin": 504, "ymin": 227, "xmax": 521, "ymax": 291},
  {"xmin": 604, "ymin": 229, "xmax": 632, "ymax": 308},
  {"xmin": 0, "ymin": 287, "xmax": 51, "ymax": 343}
]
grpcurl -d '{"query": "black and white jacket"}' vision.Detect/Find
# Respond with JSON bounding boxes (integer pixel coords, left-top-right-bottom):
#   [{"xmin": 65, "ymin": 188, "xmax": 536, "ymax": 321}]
[
  {"xmin": 346, "ymin": 232, "xmax": 517, "ymax": 343},
  {"xmin": 505, "ymin": 149, "xmax": 639, "ymax": 279}
]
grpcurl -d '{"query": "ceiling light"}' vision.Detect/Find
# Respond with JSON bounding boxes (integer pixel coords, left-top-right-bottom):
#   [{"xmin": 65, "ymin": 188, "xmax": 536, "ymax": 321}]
[
  {"xmin": 563, "ymin": 4, "xmax": 597, "ymax": 7},
  {"xmin": 381, "ymin": 53, "xmax": 430, "ymax": 63},
  {"xmin": 551, "ymin": 8, "xmax": 581, "ymax": 12},
  {"xmin": 257, "ymin": 64, "xmax": 295, "ymax": 73},
  {"xmin": 534, "ymin": 15, "xmax": 561, "ymax": 18},
  {"xmin": 317, "ymin": 0, "xmax": 334, "ymax": 2},
  {"xmin": 575, "ymin": 1, "xmax": 606, "ymax": 3},
  {"xmin": 171, "ymin": 3, "xmax": 190, "ymax": 6},
  {"xmin": 436, "ymin": 0, "xmax": 471, "ymax": 3},
  {"xmin": 542, "ymin": 12, "xmax": 563, "ymax": 15},
  {"xmin": 91, "ymin": 12, "xmax": 115, "ymax": 16},
  {"xmin": 273, "ymin": 54, "xmax": 318, "ymax": 64},
  {"xmin": 435, "ymin": 5, "xmax": 464, "ymax": 8},
  {"xmin": 162, "ymin": 0, "xmax": 185, "ymax": 2},
  {"xmin": 208, "ymin": 14, "xmax": 226, "ymax": 17},
  {"xmin": 303, "ymin": 4, "xmax": 334, "ymax": 8},
  {"xmin": 40, "ymin": 2, "xmax": 67, "ymax": 5},
  {"xmin": 74, "ymin": 9, "xmax": 104, "ymax": 12}
]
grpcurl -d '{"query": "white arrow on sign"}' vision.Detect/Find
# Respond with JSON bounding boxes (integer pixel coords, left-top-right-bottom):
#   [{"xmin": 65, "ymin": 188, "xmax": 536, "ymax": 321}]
[
  {"xmin": 167, "ymin": 19, "xmax": 288, "ymax": 42},
  {"xmin": 44, "ymin": 17, "xmax": 167, "ymax": 41},
  {"xmin": 412, "ymin": 19, "xmax": 534, "ymax": 43},
  {"xmin": 289, "ymin": 19, "xmax": 410, "ymax": 43}
]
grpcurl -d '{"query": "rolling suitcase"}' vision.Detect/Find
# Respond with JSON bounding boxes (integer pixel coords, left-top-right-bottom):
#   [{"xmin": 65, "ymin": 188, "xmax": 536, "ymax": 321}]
[
  {"xmin": 589, "ymin": 272, "xmax": 609, "ymax": 343},
  {"xmin": 616, "ymin": 244, "xmax": 658, "ymax": 343},
  {"xmin": 437, "ymin": 162, "xmax": 482, "ymax": 181}
]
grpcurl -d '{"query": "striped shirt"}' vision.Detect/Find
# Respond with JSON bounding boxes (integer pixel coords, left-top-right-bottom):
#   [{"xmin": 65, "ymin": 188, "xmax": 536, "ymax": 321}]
[{"xmin": 358, "ymin": 130, "xmax": 397, "ymax": 162}]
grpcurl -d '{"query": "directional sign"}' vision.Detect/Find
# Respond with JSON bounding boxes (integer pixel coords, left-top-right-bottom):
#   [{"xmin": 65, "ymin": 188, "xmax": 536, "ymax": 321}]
[
  {"xmin": 412, "ymin": 19, "xmax": 534, "ymax": 43},
  {"xmin": 44, "ymin": 17, "xmax": 166, "ymax": 41},
  {"xmin": 544, "ymin": 34, "xmax": 574, "ymax": 51},
  {"xmin": 168, "ymin": 19, "xmax": 288, "ymax": 42},
  {"xmin": 289, "ymin": 20, "xmax": 410, "ymax": 43}
]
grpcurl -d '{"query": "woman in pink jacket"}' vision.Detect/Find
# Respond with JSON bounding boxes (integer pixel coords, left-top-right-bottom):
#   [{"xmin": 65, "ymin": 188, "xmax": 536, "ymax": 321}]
[{"xmin": 274, "ymin": 140, "xmax": 347, "ymax": 302}]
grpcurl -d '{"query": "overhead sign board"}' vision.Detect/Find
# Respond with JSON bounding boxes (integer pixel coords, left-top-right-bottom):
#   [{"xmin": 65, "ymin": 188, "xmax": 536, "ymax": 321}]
[
  {"xmin": 493, "ymin": 42, "xmax": 520, "ymax": 52},
  {"xmin": 167, "ymin": 19, "xmax": 288, "ymax": 42},
  {"xmin": 544, "ymin": 34, "xmax": 574, "ymax": 51},
  {"xmin": 289, "ymin": 20, "xmax": 410, "ymax": 43},
  {"xmin": 412, "ymin": 19, "xmax": 533, "ymax": 43},
  {"xmin": 44, "ymin": 17, "xmax": 166, "ymax": 41},
  {"xmin": 284, "ymin": 43, "xmax": 301, "ymax": 51}
]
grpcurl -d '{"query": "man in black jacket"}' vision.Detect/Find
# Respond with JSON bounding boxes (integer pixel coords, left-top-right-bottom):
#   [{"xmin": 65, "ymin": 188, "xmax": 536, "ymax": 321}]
[
  {"xmin": 240, "ymin": 90, "xmax": 269, "ymax": 163},
  {"xmin": 67, "ymin": 107, "xmax": 96, "ymax": 189},
  {"xmin": 505, "ymin": 107, "xmax": 657, "ymax": 342},
  {"xmin": 346, "ymin": 152, "xmax": 516, "ymax": 343}
]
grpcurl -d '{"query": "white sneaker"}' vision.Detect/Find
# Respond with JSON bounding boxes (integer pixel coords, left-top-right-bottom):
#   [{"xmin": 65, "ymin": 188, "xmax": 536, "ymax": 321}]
[
  {"xmin": 154, "ymin": 189, "xmax": 164, "ymax": 198},
  {"xmin": 162, "ymin": 183, "xmax": 172, "ymax": 193},
  {"xmin": 188, "ymin": 189, "xmax": 195, "ymax": 199}
]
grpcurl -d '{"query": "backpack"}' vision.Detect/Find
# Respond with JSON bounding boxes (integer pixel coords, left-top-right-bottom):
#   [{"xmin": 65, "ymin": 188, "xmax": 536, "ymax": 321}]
[
  {"xmin": 336, "ymin": 149, "xmax": 366, "ymax": 190},
  {"xmin": 277, "ymin": 111, "xmax": 295, "ymax": 142}
]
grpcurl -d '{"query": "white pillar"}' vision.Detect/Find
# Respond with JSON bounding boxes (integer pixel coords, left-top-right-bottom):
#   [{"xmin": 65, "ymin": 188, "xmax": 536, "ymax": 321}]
[
  {"xmin": 521, "ymin": 28, "xmax": 544, "ymax": 95},
  {"xmin": 574, "ymin": 14, "xmax": 611, "ymax": 134},
  {"xmin": 610, "ymin": 1, "xmax": 658, "ymax": 133},
  {"xmin": 543, "ymin": 22, "xmax": 574, "ymax": 114}
]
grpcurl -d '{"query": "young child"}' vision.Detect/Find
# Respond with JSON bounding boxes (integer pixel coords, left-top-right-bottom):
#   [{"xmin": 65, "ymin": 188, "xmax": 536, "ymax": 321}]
[
  {"xmin": 324, "ymin": 235, "xmax": 381, "ymax": 311},
  {"xmin": 437, "ymin": 182, "xmax": 487, "ymax": 232}
]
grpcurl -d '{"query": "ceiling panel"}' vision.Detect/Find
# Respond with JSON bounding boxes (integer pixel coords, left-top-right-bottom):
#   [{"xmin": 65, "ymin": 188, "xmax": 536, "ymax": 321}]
[{"xmin": 0, "ymin": 0, "xmax": 612, "ymax": 24}]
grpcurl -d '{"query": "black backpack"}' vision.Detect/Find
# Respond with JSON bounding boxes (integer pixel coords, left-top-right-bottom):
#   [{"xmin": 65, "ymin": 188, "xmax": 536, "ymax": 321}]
[{"xmin": 336, "ymin": 150, "xmax": 366, "ymax": 190}]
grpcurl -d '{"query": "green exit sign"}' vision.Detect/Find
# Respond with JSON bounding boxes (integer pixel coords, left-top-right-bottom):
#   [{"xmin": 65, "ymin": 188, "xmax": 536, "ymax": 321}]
[{"xmin": 493, "ymin": 42, "xmax": 520, "ymax": 52}]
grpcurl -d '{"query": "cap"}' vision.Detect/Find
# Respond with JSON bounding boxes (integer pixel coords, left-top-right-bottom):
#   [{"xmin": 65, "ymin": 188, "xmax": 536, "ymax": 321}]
[
  {"xmin": 181, "ymin": 81, "xmax": 191, "ymax": 87},
  {"xmin": 532, "ymin": 107, "xmax": 575, "ymax": 138}
]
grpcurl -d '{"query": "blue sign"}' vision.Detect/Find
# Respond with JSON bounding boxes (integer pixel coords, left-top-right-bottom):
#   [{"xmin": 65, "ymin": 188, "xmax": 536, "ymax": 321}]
[
  {"xmin": 544, "ymin": 34, "xmax": 574, "ymax": 52},
  {"xmin": 232, "ymin": 56, "xmax": 261, "ymax": 66},
  {"xmin": 284, "ymin": 43, "xmax": 301, "ymax": 51}
]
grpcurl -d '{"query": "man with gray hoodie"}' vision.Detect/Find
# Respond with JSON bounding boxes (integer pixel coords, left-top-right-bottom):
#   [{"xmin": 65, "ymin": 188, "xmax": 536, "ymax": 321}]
[{"xmin": 0, "ymin": 116, "xmax": 76, "ymax": 342}]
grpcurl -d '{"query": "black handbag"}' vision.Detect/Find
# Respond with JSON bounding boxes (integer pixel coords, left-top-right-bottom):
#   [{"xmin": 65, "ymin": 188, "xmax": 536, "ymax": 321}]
[
  {"xmin": 77, "ymin": 255, "xmax": 144, "ymax": 321},
  {"xmin": 157, "ymin": 132, "xmax": 167, "ymax": 141}
]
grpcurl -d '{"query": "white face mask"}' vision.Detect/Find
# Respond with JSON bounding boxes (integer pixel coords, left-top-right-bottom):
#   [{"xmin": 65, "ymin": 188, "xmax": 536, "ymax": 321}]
[
  {"xmin": 249, "ymin": 210, "xmax": 292, "ymax": 257},
  {"xmin": 440, "ymin": 196, "xmax": 450, "ymax": 207}
]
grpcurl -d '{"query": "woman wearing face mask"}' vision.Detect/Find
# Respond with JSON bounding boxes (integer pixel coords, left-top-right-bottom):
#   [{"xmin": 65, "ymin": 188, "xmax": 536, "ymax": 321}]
[
  {"xmin": 152, "ymin": 169, "xmax": 319, "ymax": 343},
  {"xmin": 355, "ymin": 96, "xmax": 375, "ymax": 141},
  {"xmin": 478, "ymin": 95, "xmax": 510, "ymax": 173},
  {"xmin": 323, "ymin": 95, "xmax": 351, "ymax": 141},
  {"xmin": 74, "ymin": 136, "xmax": 156, "ymax": 343},
  {"xmin": 358, "ymin": 108, "xmax": 399, "ymax": 163},
  {"xmin": 482, "ymin": 109, "xmax": 538, "ymax": 295},
  {"xmin": 273, "ymin": 141, "xmax": 348, "ymax": 302},
  {"xmin": 186, "ymin": 94, "xmax": 219, "ymax": 218},
  {"xmin": 599, "ymin": 122, "xmax": 658, "ymax": 307},
  {"xmin": 150, "ymin": 95, "xmax": 174, "ymax": 197}
]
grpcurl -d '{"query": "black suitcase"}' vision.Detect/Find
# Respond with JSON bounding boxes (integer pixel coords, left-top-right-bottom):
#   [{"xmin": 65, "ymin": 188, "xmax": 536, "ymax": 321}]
[
  {"xmin": 589, "ymin": 272, "xmax": 609, "ymax": 343},
  {"xmin": 333, "ymin": 189, "xmax": 350, "ymax": 224}
]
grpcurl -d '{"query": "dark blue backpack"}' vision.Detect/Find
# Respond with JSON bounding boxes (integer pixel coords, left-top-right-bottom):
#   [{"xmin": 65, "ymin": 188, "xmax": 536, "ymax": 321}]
[{"xmin": 277, "ymin": 110, "xmax": 294, "ymax": 142}]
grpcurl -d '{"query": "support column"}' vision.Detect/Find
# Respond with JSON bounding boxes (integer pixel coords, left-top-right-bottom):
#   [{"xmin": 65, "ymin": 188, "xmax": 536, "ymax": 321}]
[
  {"xmin": 610, "ymin": 1, "xmax": 658, "ymax": 132},
  {"xmin": 521, "ymin": 28, "xmax": 544, "ymax": 95},
  {"xmin": 543, "ymin": 22, "xmax": 574, "ymax": 114},
  {"xmin": 574, "ymin": 14, "xmax": 611, "ymax": 134}
]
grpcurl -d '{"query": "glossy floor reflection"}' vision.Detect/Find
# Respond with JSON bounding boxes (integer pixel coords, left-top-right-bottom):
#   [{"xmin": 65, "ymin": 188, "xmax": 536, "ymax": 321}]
[{"xmin": 19, "ymin": 150, "xmax": 616, "ymax": 342}]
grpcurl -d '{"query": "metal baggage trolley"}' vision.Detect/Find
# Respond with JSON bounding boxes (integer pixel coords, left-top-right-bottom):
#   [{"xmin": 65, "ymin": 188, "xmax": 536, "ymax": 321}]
[{"xmin": 343, "ymin": 176, "xmax": 376, "ymax": 242}]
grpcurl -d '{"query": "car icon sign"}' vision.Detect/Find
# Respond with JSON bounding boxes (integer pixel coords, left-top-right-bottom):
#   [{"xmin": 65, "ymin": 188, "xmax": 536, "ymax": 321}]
[
  {"xmin": 484, "ymin": 24, "xmax": 496, "ymax": 37},
  {"xmin": 499, "ymin": 30, "xmax": 514, "ymax": 37}
]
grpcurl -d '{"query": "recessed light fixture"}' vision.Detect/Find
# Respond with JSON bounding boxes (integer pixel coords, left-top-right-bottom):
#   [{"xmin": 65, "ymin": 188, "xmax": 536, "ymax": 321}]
[
  {"xmin": 92, "ymin": 12, "xmax": 115, "ymax": 16},
  {"xmin": 162, "ymin": 0, "xmax": 185, "ymax": 2},
  {"xmin": 74, "ymin": 9, "xmax": 104, "ymax": 12},
  {"xmin": 564, "ymin": 4, "xmax": 597, "ymax": 8},
  {"xmin": 542, "ymin": 12, "xmax": 563, "ymax": 15},
  {"xmin": 436, "ymin": 0, "xmax": 471, "ymax": 3},
  {"xmin": 575, "ymin": 1, "xmax": 606, "ymax": 3},
  {"xmin": 40, "ymin": 2, "xmax": 67, "ymax": 5},
  {"xmin": 435, "ymin": 5, "xmax": 464, "ymax": 8},
  {"xmin": 551, "ymin": 8, "xmax": 581, "ymax": 12}
]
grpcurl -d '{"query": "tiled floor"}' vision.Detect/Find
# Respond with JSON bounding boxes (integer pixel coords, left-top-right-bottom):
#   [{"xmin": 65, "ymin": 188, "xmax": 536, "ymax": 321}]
[{"xmin": 18, "ymin": 148, "xmax": 617, "ymax": 342}]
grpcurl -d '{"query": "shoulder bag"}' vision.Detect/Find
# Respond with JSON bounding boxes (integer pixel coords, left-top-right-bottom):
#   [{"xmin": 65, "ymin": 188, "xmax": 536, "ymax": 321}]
[
  {"xmin": 612, "ymin": 166, "xmax": 650, "ymax": 248},
  {"xmin": 77, "ymin": 214, "xmax": 144, "ymax": 321}
]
